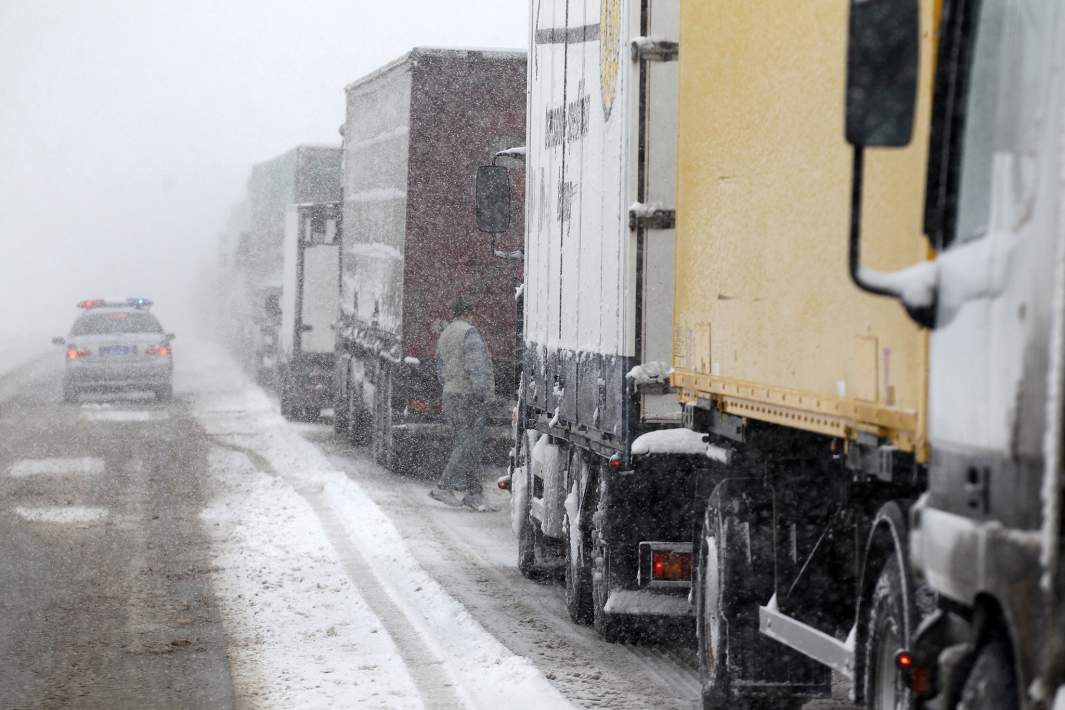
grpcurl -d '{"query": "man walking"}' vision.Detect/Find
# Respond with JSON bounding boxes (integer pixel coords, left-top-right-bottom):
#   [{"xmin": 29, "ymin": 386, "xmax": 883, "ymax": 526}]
[{"xmin": 429, "ymin": 298, "xmax": 496, "ymax": 511}]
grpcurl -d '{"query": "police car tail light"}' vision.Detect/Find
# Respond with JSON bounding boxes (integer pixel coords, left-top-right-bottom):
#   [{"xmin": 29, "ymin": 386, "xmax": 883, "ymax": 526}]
[
  {"xmin": 145, "ymin": 344, "xmax": 171, "ymax": 357},
  {"xmin": 66, "ymin": 347, "xmax": 90, "ymax": 360}
]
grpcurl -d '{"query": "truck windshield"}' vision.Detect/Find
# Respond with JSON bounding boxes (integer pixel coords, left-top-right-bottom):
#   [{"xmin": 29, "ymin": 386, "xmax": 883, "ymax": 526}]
[{"xmin": 70, "ymin": 311, "xmax": 163, "ymax": 335}]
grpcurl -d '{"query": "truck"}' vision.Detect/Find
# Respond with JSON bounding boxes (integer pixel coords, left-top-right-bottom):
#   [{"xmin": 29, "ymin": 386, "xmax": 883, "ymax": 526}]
[
  {"xmin": 278, "ymin": 202, "xmax": 341, "ymax": 420},
  {"xmin": 669, "ymin": 2, "xmax": 1065, "ymax": 709},
  {"xmin": 333, "ymin": 48, "xmax": 527, "ymax": 474},
  {"xmin": 478, "ymin": 0, "xmax": 723, "ymax": 640},
  {"xmin": 239, "ymin": 145, "xmax": 342, "ymax": 386}
]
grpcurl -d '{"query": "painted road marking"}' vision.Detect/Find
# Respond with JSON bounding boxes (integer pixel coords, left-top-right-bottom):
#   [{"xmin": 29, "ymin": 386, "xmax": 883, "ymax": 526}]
[
  {"xmin": 8, "ymin": 457, "xmax": 106, "ymax": 478},
  {"xmin": 13, "ymin": 506, "xmax": 109, "ymax": 524},
  {"xmin": 81, "ymin": 410, "xmax": 168, "ymax": 423}
]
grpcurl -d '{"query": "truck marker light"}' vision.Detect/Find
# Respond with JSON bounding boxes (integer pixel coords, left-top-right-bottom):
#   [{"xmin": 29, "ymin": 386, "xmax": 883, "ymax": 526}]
[
  {"xmin": 894, "ymin": 651, "xmax": 914, "ymax": 669},
  {"xmin": 651, "ymin": 550, "xmax": 692, "ymax": 582},
  {"xmin": 609, "ymin": 455, "xmax": 623, "ymax": 470},
  {"xmin": 497, "ymin": 475, "xmax": 511, "ymax": 491}
]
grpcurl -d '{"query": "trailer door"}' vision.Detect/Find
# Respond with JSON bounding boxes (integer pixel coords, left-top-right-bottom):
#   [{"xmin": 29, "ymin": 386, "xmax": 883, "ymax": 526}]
[{"xmin": 297, "ymin": 209, "xmax": 341, "ymax": 355}]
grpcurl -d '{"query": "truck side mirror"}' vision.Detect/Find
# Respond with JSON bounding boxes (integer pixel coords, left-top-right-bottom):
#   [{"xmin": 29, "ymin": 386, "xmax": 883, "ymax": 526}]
[
  {"xmin": 475, "ymin": 165, "xmax": 512, "ymax": 234},
  {"xmin": 845, "ymin": 0, "xmax": 919, "ymax": 148}
]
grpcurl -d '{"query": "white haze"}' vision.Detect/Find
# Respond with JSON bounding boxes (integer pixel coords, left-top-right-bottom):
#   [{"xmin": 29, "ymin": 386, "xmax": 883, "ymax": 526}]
[{"xmin": 0, "ymin": 0, "xmax": 526, "ymax": 352}]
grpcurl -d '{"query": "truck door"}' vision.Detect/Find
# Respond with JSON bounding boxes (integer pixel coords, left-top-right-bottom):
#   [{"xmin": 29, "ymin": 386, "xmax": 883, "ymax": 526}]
[{"xmin": 297, "ymin": 210, "xmax": 341, "ymax": 355}]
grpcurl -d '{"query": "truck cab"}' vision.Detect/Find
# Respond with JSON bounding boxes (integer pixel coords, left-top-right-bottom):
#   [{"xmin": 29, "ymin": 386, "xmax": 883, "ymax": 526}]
[{"xmin": 847, "ymin": 1, "xmax": 1065, "ymax": 706}]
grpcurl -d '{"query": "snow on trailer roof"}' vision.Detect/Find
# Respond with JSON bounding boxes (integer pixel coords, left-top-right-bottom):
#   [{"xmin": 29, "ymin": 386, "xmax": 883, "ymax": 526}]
[{"xmin": 343, "ymin": 46, "xmax": 526, "ymax": 94}]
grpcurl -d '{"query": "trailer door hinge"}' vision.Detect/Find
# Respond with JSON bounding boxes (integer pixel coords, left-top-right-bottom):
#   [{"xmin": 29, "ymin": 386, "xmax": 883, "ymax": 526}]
[
  {"xmin": 629, "ymin": 203, "xmax": 676, "ymax": 231},
  {"xmin": 630, "ymin": 37, "xmax": 679, "ymax": 62}
]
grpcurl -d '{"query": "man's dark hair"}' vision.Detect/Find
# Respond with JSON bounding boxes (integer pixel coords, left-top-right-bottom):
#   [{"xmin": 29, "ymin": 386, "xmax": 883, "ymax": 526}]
[{"xmin": 452, "ymin": 298, "xmax": 473, "ymax": 318}]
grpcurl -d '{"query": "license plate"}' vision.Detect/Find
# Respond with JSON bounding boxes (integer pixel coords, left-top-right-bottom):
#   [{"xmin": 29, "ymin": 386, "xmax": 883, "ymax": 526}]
[{"xmin": 100, "ymin": 346, "xmax": 131, "ymax": 356}]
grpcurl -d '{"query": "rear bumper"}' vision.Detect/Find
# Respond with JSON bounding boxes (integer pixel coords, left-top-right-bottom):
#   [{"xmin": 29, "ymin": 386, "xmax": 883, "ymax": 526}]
[
  {"xmin": 603, "ymin": 589, "xmax": 692, "ymax": 618},
  {"xmin": 65, "ymin": 360, "xmax": 172, "ymax": 389}
]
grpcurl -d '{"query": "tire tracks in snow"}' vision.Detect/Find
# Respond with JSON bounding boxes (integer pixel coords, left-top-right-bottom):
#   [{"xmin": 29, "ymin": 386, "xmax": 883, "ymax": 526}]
[
  {"xmin": 317, "ymin": 446, "xmax": 702, "ymax": 710},
  {"xmin": 210, "ymin": 438, "xmax": 464, "ymax": 710}
]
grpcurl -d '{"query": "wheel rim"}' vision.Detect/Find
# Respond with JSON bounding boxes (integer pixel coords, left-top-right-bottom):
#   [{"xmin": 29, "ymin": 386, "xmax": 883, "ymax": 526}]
[
  {"xmin": 702, "ymin": 534, "xmax": 721, "ymax": 676},
  {"xmin": 874, "ymin": 623, "xmax": 901, "ymax": 709}
]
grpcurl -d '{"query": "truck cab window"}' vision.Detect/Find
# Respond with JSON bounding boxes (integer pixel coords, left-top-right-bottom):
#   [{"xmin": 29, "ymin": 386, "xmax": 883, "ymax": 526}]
[{"xmin": 955, "ymin": 1, "xmax": 1047, "ymax": 246}]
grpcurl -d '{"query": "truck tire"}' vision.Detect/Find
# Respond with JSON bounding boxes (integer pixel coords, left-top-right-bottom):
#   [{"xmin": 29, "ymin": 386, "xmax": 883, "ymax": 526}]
[
  {"xmin": 333, "ymin": 386, "xmax": 349, "ymax": 433},
  {"xmin": 957, "ymin": 639, "xmax": 1018, "ymax": 710},
  {"xmin": 697, "ymin": 478, "xmax": 814, "ymax": 710},
  {"xmin": 591, "ymin": 473, "xmax": 622, "ymax": 642},
  {"xmin": 348, "ymin": 386, "xmax": 371, "ymax": 447},
  {"xmin": 279, "ymin": 370, "xmax": 296, "ymax": 419},
  {"xmin": 515, "ymin": 435, "xmax": 540, "ymax": 578},
  {"xmin": 563, "ymin": 453, "xmax": 594, "ymax": 624},
  {"xmin": 864, "ymin": 561, "xmax": 913, "ymax": 710},
  {"xmin": 62, "ymin": 381, "xmax": 77, "ymax": 404},
  {"xmin": 859, "ymin": 502, "xmax": 932, "ymax": 710}
]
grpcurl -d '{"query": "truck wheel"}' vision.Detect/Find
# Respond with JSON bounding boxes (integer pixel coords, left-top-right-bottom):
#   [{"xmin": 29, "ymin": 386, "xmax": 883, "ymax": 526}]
[
  {"xmin": 517, "ymin": 511, "xmax": 538, "ymax": 578},
  {"xmin": 515, "ymin": 435, "xmax": 540, "ymax": 578},
  {"xmin": 279, "ymin": 371, "xmax": 295, "ymax": 419},
  {"xmin": 563, "ymin": 455, "xmax": 594, "ymax": 624},
  {"xmin": 348, "ymin": 387, "xmax": 370, "ymax": 447},
  {"xmin": 697, "ymin": 479, "xmax": 814, "ymax": 710},
  {"xmin": 864, "ymin": 560, "xmax": 913, "ymax": 710},
  {"xmin": 371, "ymin": 391, "xmax": 394, "ymax": 470},
  {"xmin": 591, "ymin": 473, "xmax": 621, "ymax": 642},
  {"xmin": 62, "ymin": 382, "xmax": 77, "ymax": 404},
  {"xmin": 333, "ymin": 387, "xmax": 349, "ymax": 433},
  {"xmin": 957, "ymin": 639, "xmax": 1018, "ymax": 710}
]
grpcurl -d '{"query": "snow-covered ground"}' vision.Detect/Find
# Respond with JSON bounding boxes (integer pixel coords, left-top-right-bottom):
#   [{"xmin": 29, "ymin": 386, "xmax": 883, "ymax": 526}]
[
  {"xmin": 0, "ymin": 337, "xmax": 54, "ymax": 376},
  {"xmin": 183, "ymin": 342, "xmax": 575, "ymax": 709}
]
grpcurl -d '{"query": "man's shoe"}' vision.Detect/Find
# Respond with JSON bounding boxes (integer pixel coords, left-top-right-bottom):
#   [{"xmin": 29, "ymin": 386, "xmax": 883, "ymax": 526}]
[
  {"xmin": 429, "ymin": 488, "xmax": 465, "ymax": 508},
  {"xmin": 461, "ymin": 492, "xmax": 498, "ymax": 513}
]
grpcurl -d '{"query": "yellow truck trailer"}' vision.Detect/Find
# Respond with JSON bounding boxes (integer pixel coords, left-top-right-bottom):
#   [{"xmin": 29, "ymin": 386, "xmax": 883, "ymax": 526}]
[
  {"xmin": 673, "ymin": 1, "xmax": 1065, "ymax": 709},
  {"xmin": 672, "ymin": 1, "xmax": 934, "ymax": 460}
]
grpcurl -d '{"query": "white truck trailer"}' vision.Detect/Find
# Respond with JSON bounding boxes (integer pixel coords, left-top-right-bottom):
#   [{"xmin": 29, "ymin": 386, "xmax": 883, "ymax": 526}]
[{"xmin": 482, "ymin": 0, "xmax": 725, "ymax": 641}]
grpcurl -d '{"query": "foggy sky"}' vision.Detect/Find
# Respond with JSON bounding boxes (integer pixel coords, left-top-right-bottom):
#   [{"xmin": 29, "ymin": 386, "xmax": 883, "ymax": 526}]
[{"xmin": 0, "ymin": 0, "xmax": 527, "ymax": 346}]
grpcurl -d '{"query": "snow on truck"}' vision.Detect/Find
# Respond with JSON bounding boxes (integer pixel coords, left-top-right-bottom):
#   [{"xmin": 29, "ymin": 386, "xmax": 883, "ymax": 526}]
[
  {"xmin": 667, "ymin": 1, "xmax": 1065, "ymax": 709},
  {"xmin": 332, "ymin": 48, "xmax": 527, "ymax": 473},
  {"xmin": 478, "ymin": 0, "xmax": 714, "ymax": 640},
  {"xmin": 278, "ymin": 201, "xmax": 341, "ymax": 420}
]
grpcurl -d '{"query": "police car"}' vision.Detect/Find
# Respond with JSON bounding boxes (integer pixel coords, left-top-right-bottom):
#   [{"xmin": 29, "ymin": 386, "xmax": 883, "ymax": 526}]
[{"xmin": 53, "ymin": 298, "xmax": 175, "ymax": 403}]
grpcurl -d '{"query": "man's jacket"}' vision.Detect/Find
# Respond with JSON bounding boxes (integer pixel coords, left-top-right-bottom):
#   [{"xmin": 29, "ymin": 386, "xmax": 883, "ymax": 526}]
[{"xmin": 435, "ymin": 319, "xmax": 495, "ymax": 397}]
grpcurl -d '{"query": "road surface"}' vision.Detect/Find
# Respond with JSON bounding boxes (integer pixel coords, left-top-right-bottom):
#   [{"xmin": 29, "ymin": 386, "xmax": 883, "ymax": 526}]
[{"xmin": 0, "ymin": 341, "xmax": 855, "ymax": 709}]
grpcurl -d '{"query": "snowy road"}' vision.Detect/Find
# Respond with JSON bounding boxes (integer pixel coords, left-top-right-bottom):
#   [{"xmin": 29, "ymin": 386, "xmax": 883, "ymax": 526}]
[{"xmin": 0, "ymin": 340, "xmax": 857, "ymax": 709}]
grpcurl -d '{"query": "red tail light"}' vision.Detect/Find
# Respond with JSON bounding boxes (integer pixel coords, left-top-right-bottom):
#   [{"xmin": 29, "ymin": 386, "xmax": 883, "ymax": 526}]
[
  {"xmin": 407, "ymin": 398, "xmax": 441, "ymax": 414},
  {"xmin": 145, "ymin": 345, "xmax": 171, "ymax": 357},
  {"xmin": 651, "ymin": 550, "xmax": 692, "ymax": 582},
  {"xmin": 66, "ymin": 349, "xmax": 90, "ymax": 360}
]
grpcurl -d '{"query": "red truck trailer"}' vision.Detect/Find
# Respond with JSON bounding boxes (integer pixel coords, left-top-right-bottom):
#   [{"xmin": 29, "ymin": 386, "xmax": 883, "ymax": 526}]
[{"xmin": 333, "ymin": 47, "xmax": 527, "ymax": 474}]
